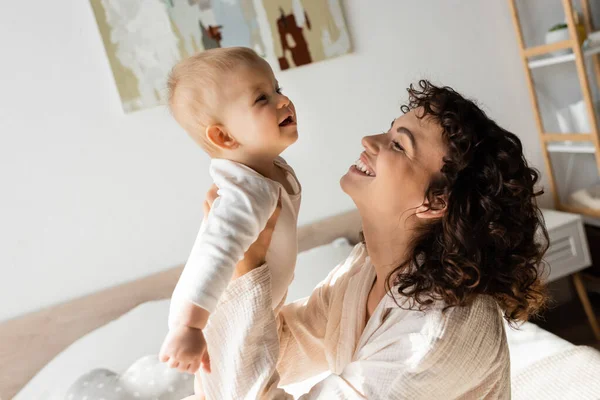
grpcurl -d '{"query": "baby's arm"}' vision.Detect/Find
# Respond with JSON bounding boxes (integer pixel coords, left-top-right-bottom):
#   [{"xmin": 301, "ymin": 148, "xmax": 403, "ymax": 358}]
[
  {"xmin": 174, "ymin": 169, "xmax": 280, "ymax": 314},
  {"xmin": 162, "ymin": 162, "xmax": 280, "ymax": 373}
]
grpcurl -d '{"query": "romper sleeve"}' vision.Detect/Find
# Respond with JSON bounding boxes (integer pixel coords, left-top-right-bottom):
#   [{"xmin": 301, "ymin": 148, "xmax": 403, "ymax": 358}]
[{"xmin": 169, "ymin": 160, "xmax": 279, "ymax": 322}]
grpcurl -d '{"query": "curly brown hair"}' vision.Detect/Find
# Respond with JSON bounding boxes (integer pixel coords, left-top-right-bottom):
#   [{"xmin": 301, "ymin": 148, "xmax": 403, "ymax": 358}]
[{"xmin": 387, "ymin": 80, "xmax": 549, "ymax": 323}]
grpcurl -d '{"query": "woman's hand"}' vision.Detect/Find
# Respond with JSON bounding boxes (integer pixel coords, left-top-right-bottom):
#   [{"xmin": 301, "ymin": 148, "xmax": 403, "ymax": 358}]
[{"xmin": 203, "ymin": 184, "xmax": 282, "ymax": 278}]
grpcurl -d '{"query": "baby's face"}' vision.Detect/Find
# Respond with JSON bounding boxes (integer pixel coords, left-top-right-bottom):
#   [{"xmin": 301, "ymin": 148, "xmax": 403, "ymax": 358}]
[{"xmin": 219, "ymin": 63, "xmax": 297, "ymax": 159}]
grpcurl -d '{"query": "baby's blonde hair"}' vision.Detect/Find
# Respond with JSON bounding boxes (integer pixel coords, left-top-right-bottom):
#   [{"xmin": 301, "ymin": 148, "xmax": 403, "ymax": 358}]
[{"xmin": 167, "ymin": 47, "xmax": 267, "ymax": 153}]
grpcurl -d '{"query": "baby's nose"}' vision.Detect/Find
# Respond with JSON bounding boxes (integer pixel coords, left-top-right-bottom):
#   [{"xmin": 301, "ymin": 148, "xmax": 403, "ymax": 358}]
[{"xmin": 277, "ymin": 94, "xmax": 290, "ymax": 108}]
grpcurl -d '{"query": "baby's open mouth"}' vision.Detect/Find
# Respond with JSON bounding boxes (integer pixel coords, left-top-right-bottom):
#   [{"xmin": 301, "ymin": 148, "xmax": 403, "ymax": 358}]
[{"xmin": 279, "ymin": 116, "xmax": 294, "ymax": 126}]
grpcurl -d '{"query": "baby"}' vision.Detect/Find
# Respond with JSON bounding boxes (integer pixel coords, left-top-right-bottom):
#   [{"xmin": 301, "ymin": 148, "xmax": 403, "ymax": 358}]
[{"xmin": 158, "ymin": 47, "xmax": 301, "ymax": 397}]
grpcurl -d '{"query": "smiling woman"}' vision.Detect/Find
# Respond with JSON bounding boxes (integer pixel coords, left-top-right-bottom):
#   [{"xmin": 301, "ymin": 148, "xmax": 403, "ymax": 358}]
[{"xmin": 191, "ymin": 80, "xmax": 549, "ymax": 399}]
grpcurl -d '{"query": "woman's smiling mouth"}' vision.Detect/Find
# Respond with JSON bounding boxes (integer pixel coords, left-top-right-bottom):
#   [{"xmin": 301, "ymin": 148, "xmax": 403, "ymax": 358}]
[{"xmin": 351, "ymin": 155, "xmax": 376, "ymax": 176}]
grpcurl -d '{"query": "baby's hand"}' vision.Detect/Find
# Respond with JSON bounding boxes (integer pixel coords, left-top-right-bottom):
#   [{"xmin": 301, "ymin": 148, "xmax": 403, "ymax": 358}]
[{"xmin": 159, "ymin": 325, "xmax": 211, "ymax": 374}]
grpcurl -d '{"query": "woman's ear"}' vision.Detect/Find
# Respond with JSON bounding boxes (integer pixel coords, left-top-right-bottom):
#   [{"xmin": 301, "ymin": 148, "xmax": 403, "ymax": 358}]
[
  {"xmin": 205, "ymin": 125, "xmax": 239, "ymax": 150},
  {"xmin": 415, "ymin": 197, "xmax": 447, "ymax": 220}
]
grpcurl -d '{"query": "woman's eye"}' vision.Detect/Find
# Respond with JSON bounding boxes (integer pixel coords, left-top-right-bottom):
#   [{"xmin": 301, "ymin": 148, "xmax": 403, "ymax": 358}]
[
  {"xmin": 255, "ymin": 94, "xmax": 267, "ymax": 103},
  {"xmin": 392, "ymin": 140, "xmax": 404, "ymax": 151}
]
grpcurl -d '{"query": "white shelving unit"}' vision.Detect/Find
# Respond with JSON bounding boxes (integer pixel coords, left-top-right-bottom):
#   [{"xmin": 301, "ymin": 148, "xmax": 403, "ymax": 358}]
[
  {"xmin": 509, "ymin": 0, "xmax": 600, "ymax": 219},
  {"xmin": 509, "ymin": 0, "xmax": 600, "ymax": 344}
]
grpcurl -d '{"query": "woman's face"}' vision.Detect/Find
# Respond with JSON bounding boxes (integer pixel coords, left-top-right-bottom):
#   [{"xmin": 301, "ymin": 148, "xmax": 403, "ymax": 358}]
[{"xmin": 340, "ymin": 109, "xmax": 447, "ymax": 220}]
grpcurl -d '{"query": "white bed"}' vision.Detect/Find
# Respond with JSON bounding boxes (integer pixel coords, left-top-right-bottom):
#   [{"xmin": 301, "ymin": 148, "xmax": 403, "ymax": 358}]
[
  {"xmin": 14, "ymin": 238, "xmax": 357, "ymax": 400},
  {"xmin": 5, "ymin": 210, "xmax": 600, "ymax": 399},
  {"xmin": 14, "ymin": 303, "xmax": 580, "ymax": 399}
]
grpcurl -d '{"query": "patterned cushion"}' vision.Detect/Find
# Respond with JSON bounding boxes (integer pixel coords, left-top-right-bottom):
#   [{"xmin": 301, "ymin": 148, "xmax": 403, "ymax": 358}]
[{"xmin": 65, "ymin": 355, "xmax": 194, "ymax": 400}]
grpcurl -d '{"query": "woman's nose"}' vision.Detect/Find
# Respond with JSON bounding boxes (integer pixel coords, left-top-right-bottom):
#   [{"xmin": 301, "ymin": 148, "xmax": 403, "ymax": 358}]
[{"xmin": 362, "ymin": 135, "xmax": 379, "ymax": 154}]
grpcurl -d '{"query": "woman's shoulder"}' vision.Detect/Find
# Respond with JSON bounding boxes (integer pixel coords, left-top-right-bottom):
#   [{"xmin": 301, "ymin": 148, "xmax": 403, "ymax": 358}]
[
  {"xmin": 442, "ymin": 295, "xmax": 505, "ymax": 333},
  {"xmin": 380, "ymin": 296, "xmax": 511, "ymax": 398},
  {"xmin": 425, "ymin": 295, "xmax": 505, "ymax": 340},
  {"xmin": 422, "ymin": 295, "xmax": 509, "ymax": 364}
]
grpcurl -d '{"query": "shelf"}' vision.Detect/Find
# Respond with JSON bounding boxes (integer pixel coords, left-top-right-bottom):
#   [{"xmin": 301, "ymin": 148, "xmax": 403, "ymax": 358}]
[
  {"xmin": 528, "ymin": 45, "xmax": 600, "ymax": 69},
  {"xmin": 547, "ymin": 141, "xmax": 595, "ymax": 153},
  {"xmin": 544, "ymin": 133, "xmax": 593, "ymax": 142},
  {"xmin": 523, "ymin": 40, "xmax": 573, "ymax": 57}
]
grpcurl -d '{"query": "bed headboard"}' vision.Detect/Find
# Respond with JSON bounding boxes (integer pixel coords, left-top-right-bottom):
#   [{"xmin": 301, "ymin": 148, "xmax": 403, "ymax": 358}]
[{"xmin": 0, "ymin": 209, "xmax": 361, "ymax": 399}]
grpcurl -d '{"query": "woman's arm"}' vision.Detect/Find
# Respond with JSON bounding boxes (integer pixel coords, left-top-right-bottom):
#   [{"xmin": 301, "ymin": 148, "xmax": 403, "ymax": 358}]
[
  {"xmin": 201, "ymin": 263, "xmax": 366, "ymax": 400},
  {"xmin": 274, "ymin": 266, "xmax": 334, "ymax": 385}
]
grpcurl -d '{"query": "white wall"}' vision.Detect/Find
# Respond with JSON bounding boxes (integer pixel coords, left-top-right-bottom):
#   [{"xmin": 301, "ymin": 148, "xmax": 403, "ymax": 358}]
[{"xmin": 0, "ymin": 0, "xmax": 548, "ymax": 322}]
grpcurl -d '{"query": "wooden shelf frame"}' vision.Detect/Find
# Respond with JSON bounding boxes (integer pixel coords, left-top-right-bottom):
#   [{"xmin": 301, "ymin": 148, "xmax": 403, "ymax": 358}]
[
  {"xmin": 523, "ymin": 39, "xmax": 574, "ymax": 57},
  {"xmin": 508, "ymin": 0, "xmax": 600, "ymax": 217},
  {"xmin": 543, "ymin": 133, "xmax": 593, "ymax": 142},
  {"xmin": 560, "ymin": 202, "xmax": 600, "ymax": 218}
]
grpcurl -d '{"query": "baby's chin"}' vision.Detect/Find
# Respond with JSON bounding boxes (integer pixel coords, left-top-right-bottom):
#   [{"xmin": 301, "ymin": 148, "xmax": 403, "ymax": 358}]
[
  {"xmin": 286, "ymin": 128, "xmax": 299, "ymax": 142},
  {"xmin": 279, "ymin": 127, "xmax": 299, "ymax": 146}
]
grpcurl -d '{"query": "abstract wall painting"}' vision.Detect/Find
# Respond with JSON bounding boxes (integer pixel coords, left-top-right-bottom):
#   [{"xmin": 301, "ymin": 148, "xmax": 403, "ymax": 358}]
[{"xmin": 90, "ymin": 0, "xmax": 352, "ymax": 112}]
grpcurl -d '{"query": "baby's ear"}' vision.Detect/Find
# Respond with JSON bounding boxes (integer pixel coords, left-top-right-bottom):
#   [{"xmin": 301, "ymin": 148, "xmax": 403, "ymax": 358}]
[{"xmin": 205, "ymin": 125, "xmax": 239, "ymax": 150}]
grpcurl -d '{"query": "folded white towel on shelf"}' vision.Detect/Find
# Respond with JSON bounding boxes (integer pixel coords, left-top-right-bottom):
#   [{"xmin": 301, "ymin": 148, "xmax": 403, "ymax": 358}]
[
  {"xmin": 584, "ymin": 31, "xmax": 600, "ymax": 48},
  {"xmin": 569, "ymin": 184, "xmax": 600, "ymax": 210}
]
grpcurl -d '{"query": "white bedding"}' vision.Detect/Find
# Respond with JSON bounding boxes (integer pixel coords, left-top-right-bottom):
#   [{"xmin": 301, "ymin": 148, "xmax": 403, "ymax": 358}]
[
  {"xmin": 505, "ymin": 319, "xmax": 574, "ymax": 376},
  {"xmin": 15, "ymin": 300, "xmax": 173, "ymax": 400},
  {"xmin": 16, "ymin": 238, "xmax": 355, "ymax": 399},
  {"xmin": 16, "ymin": 238, "xmax": 585, "ymax": 399}
]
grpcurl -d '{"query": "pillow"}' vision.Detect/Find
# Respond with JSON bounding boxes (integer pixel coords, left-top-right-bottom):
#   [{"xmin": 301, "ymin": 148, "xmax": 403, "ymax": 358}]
[
  {"xmin": 286, "ymin": 238, "xmax": 355, "ymax": 303},
  {"xmin": 65, "ymin": 355, "xmax": 193, "ymax": 400},
  {"xmin": 15, "ymin": 300, "xmax": 172, "ymax": 400}
]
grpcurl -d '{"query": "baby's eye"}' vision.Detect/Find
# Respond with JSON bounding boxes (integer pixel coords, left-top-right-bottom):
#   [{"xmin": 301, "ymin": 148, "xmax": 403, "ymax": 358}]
[
  {"xmin": 276, "ymin": 86, "xmax": 283, "ymax": 95},
  {"xmin": 255, "ymin": 94, "xmax": 268, "ymax": 103}
]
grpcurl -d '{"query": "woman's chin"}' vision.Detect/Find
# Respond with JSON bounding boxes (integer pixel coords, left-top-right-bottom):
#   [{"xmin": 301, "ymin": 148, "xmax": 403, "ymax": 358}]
[{"xmin": 340, "ymin": 171, "xmax": 356, "ymax": 196}]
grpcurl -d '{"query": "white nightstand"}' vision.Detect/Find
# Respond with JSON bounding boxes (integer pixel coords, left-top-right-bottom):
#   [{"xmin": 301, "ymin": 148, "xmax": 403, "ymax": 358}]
[{"xmin": 542, "ymin": 208, "xmax": 600, "ymax": 340}]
